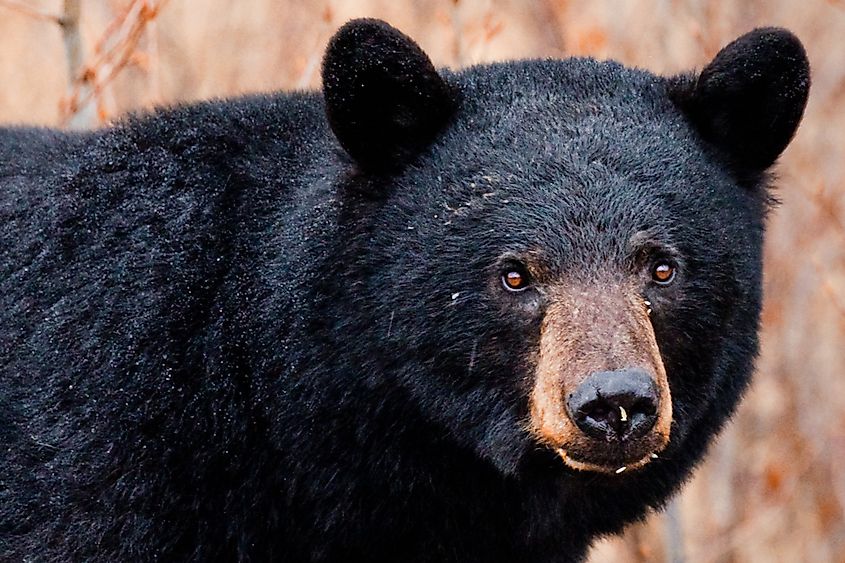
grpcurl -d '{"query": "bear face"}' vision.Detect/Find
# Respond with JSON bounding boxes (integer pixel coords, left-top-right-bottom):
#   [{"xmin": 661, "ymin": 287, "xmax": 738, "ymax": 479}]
[{"xmin": 322, "ymin": 20, "xmax": 809, "ymax": 478}]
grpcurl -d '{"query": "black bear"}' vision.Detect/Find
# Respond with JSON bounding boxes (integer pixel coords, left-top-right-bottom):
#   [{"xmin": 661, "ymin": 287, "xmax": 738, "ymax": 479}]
[{"xmin": 0, "ymin": 18, "xmax": 809, "ymax": 563}]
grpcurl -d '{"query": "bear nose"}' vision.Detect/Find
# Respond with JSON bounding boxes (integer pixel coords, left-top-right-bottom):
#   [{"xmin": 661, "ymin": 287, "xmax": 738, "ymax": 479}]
[{"xmin": 566, "ymin": 369, "xmax": 659, "ymax": 442}]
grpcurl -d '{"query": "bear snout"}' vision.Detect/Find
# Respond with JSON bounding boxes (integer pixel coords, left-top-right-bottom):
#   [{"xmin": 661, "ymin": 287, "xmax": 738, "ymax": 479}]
[{"xmin": 528, "ymin": 283, "xmax": 673, "ymax": 473}]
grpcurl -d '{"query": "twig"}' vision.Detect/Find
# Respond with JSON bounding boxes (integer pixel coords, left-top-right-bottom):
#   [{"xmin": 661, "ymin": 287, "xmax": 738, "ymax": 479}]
[
  {"xmin": 146, "ymin": 12, "xmax": 161, "ymax": 102},
  {"xmin": 0, "ymin": 0, "xmax": 61, "ymax": 23},
  {"xmin": 809, "ymin": 181, "xmax": 845, "ymax": 239},
  {"xmin": 61, "ymin": 0, "xmax": 170, "ymax": 127},
  {"xmin": 296, "ymin": 4, "xmax": 333, "ymax": 89},
  {"xmin": 451, "ymin": 0, "xmax": 465, "ymax": 65},
  {"xmin": 93, "ymin": 1, "xmax": 136, "ymax": 56},
  {"xmin": 60, "ymin": 0, "xmax": 96, "ymax": 129},
  {"xmin": 816, "ymin": 263, "xmax": 845, "ymax": 320},
  {"xmin": 663, "ymin": 496, "xmax": 686, "ymax": 563}
]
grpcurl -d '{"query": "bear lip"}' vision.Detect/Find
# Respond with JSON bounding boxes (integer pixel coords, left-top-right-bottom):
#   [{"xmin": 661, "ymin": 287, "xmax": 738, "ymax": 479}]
[{"xmin": 555, "ymin": 447, "xmax": 662, "ymax": 475}]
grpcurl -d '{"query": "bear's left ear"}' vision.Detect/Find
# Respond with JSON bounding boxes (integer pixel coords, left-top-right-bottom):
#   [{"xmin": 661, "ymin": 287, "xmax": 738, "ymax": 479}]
[
  {"xmin": 322, "ymin": 19, "xmax": 456, "ymax": 173},
  {"xmin": 670, "ymin": 27, "xmax": 810, "ymax": 172}
]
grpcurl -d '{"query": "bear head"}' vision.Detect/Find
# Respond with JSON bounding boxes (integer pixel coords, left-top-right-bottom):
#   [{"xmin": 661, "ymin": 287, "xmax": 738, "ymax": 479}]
[{"xmin": 321, "ymin": 19, "xmax": 809, "ymax": 478}]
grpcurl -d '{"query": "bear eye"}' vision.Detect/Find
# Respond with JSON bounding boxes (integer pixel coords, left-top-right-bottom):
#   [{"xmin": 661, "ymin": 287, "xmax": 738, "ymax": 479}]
[
  {"xmin": 501, "ymin": 267, "xmax": 530, "ymax": 292},
  {"xmin": 651, "ymin": 261, "xmax": 677, "ymax": 285}
]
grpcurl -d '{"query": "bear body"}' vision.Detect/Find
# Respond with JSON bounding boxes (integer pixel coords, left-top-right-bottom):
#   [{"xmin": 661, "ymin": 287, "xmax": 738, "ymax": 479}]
[{"xmin": 0, "ymin": 20, "xmax": 808, "ymax": 562}]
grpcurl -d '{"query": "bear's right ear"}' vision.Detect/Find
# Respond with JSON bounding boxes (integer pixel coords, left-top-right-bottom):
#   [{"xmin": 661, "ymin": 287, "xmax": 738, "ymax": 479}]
[
  {"xmin": 322, "ymin": 19, "xmax": 455, "ymax": 173},
  {"xmin": 670, "ymin": 27, "xmax": 810, "ymax": 172}
]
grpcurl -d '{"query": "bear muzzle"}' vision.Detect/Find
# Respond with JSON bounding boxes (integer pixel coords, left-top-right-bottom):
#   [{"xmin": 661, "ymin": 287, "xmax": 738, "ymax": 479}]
[{"xmin": 528, "ymin": 283, "xmax": 672, "ymax": 474}]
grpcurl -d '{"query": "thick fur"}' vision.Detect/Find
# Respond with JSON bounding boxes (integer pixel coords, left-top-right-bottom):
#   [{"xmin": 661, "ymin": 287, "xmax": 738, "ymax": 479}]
[{"xmin": 0, "ymin": 20, "xmax": 808, "ymax": 562}]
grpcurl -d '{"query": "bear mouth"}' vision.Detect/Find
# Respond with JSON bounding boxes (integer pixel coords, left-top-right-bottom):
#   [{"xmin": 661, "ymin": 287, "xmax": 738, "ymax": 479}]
[{"xmin": 554, "ymin": 447, "xmax": 661, "ymax": 475}]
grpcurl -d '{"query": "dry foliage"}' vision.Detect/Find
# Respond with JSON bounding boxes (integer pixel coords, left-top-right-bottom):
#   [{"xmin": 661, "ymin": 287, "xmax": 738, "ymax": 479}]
[{"xmin": 0, "ymin": 1, "xmax": 843, "ymax": 561}]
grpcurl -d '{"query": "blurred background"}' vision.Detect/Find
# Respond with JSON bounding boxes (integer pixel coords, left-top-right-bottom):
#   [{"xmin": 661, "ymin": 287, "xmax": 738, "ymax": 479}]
[{"xmin": 0, "ymin": 0, "xmax": 842, "ymax": 560}]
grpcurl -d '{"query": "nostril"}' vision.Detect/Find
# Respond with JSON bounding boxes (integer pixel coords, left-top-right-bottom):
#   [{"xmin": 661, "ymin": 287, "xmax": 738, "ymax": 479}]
[
  {"xmin": 584, "ymin": 402, "xmax": 610, "ymax": 421},
  {"xmin": 632, "ymin": 397, "xmax": 657, "ymax": 417},
  {"xmin": 566, "ymin": 369, "xmax": 660, "ymax": 442},
  {"xmin": 572, "ymin": 399, "xmax": 621, "ymax": 441},
  {"xmin": 623, "ymin": 397, "xmax": 658, "ymax": 440}
]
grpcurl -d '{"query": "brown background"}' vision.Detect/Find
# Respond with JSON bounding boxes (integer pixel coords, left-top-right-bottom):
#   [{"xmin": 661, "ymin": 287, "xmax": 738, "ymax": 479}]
[{"xmin": 1, "ymin": 1, "xmax": 843, "ymax": 561}]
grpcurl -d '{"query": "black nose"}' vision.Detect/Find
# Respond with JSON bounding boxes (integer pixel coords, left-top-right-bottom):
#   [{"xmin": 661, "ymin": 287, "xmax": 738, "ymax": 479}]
[{"xmin": 566, "ymin": 369, "xmax": 659, "ymax": 442}]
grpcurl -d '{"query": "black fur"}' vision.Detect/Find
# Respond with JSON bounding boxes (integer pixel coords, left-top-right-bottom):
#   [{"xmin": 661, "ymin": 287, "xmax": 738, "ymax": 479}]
[{"xmin": 0, "ymin": 20, "xmax": 809, "ymax": 562}]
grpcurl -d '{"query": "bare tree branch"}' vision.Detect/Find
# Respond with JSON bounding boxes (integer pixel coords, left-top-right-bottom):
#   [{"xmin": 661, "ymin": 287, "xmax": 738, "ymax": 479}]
[
  {"xmin": 60, "ymin": 0, "xmax": 97, "ymax": 129},
  {"xmin": 663, "ymin": 497, "xmax": 686, "ymax": 563},
  {"xmin": 0, "ymin": 0, "xmax": 61, "ymax": 24},
  {"xmin": 60, "ymin": 0, "xmax": 170, "ymax": 128}
]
